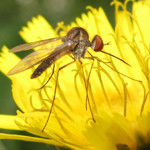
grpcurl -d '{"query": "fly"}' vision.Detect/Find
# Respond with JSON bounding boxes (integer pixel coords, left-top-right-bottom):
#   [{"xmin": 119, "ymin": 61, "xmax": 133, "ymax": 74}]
[
  {"xmin": 7, "ymin": 27, "xmax": 141, "ymax": 131},
  {"xmin": 7, "ymin": 27, "xmax": 129, "ymax": 78}
]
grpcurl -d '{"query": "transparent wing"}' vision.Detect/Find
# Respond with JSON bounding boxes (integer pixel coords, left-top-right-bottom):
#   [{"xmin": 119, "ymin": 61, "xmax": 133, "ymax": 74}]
[
  {"xmin": 7, "ymin": 40, "xmax": 77, "ymax": 75},
  {"xmin": 9, "ymin": 37, "xmax": 64, "ymax": 52}
]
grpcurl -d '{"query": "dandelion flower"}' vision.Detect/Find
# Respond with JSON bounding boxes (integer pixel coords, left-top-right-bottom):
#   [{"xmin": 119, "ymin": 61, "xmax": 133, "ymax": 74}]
[{"xmin": 0, "ymin": 0, "xmax": 150, "ymax": 150}]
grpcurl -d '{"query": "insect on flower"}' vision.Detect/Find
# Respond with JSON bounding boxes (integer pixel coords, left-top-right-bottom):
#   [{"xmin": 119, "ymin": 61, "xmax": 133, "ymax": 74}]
[
  {"xmin": 7, "ymin": 27, "xmax": 140, "ymax": 131},
  {"xmin": 7, "ymin": 27, "xmax": 130, "ymax": 77}
]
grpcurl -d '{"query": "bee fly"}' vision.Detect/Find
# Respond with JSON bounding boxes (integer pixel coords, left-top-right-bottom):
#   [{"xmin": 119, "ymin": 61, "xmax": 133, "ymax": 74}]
[
  {"xmin": 7, "ymin": 27, "xmax": 140, "ymax": 131},
  {"xmin": 7, "ymin": 27, "xmax": 130, "ymax": 78}
]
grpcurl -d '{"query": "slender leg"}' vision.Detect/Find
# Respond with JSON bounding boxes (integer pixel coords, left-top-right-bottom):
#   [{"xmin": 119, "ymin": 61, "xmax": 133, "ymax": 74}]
[
  {"xmin": 71, "ymin": 57, "xmax": 96, "ymax": 122},
  {"xmin": 42, "ymin": 61, "xmax": 75, "ymax": 132},
  {"xmin": 87, "ymin": 51, "xmax": 141, "ymax": 82},
  {"xmin": 38, "ymin": 64, "xmax": 55, "ymax": 90},
  {"xmin": 81, "ymin": 57, "xmax": 95, "ymax": 122}
]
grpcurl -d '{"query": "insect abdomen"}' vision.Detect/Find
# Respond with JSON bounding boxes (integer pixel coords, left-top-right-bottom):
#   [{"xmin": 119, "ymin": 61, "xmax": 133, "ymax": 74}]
[{"xmin": 31, "ymin": 58, "xmax": 55, "ymax": 79}]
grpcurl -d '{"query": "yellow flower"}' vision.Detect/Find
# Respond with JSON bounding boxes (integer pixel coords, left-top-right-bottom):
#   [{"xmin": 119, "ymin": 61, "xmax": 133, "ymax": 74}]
[{"xmin": 0, "ymin": 0, "xmax": 150, "ymax": 150}]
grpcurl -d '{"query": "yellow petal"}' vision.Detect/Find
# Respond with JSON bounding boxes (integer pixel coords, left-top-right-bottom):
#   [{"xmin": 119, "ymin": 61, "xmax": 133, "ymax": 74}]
[
  {"xmin": 83, "ymin": 111, "xmax": 133, "ymax": 150},
  {"xmin": 0, "ymin": 133, "xmax": 61, "ymax": 146},
  {"xmin": 20, "ymin": 15, "xmax": 57, "ymax": 43},
  {"xmin": 0, "ymin": 115, "xmax": 20, "ymax": 130}
]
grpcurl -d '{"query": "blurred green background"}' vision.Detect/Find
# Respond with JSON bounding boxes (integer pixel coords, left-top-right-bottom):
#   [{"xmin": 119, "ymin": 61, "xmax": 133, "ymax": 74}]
[{"xmin": 0, "ymin": 0, "xmax": 127, "ymax": 150}]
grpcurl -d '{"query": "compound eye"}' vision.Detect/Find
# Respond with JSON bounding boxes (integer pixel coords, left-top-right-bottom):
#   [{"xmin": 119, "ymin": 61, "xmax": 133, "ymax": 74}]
[{"xmin": 91, "ymin": 35, "xmax": 103, "ymax": 52}]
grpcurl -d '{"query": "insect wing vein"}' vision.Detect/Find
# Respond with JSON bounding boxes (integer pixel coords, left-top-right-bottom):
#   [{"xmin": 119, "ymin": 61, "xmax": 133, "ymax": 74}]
[
  {"xmin": 7, "ymin": 40, "xmax": 77, "ymax": 75},
  {"xmin": 9, "ymin": 37, "xmax": 64, "ymax": 52},
  {"xmin": 7, "ymin": 48, "xmax": 51, "ymax": 75}
]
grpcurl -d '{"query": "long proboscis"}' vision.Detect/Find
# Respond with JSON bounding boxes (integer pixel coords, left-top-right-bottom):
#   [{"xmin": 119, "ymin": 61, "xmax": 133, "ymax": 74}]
[{"xmin": 100, "ymin": 51, "xmax": 131, "ymax": 67}]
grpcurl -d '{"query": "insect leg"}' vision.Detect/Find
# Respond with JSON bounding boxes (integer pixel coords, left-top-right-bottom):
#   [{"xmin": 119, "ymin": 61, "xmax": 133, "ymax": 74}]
[
  {"xmin": 81, "ymin": 56, "xmax": 96, "ymax": 122},
  {"xmin": 42, "ymin": 61, "xmax": 75, "ymax": 132},
  {"xmin": 87, "ymin": 51, "xmax": 142, "ymax": 82},
  {"xmin": 38, "ymin": 64, "xmax": 55, "ymax": 90}
]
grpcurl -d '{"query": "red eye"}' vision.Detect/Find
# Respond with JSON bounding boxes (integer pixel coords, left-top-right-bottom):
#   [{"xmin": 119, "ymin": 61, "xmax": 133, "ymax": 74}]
[{"xmin": 91, "ymin": 35, "xmax": 103, "ymax": 52}]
